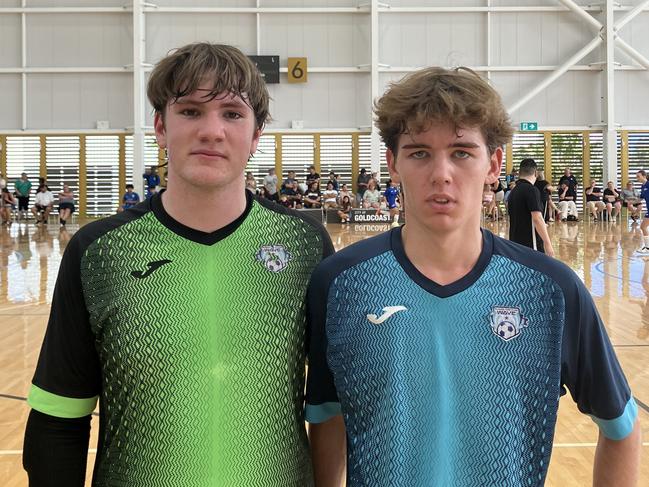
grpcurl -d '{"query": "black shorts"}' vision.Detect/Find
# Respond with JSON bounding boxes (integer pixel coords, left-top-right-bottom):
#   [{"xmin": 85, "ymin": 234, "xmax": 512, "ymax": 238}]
[
  {"xmin": 35, "ymin": 204, "xmax": 49, "ymax": 213},
  {"xmin": 18, "ymin": 196, "xmax": 29, "ymax": 211},
  {"xmin": 59, "ymin": 202, "xmax": 75, "ymax": 213}
]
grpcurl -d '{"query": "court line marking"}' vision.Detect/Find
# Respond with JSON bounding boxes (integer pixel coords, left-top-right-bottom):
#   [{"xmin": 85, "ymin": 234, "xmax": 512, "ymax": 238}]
[
  {"xmin": 593, "ymin": 256, "xmax": 647, "ymax": 285},
  {"xmin": 635, "ymin": 396, "xmax": 649, "ymax": 414},
  {"xmin": 0, "ymin": 393, "xmax": 27, "ymax": 402}
]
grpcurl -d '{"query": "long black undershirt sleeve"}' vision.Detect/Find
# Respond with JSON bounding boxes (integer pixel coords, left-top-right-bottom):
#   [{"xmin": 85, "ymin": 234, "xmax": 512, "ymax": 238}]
[{"xmin": 23, "ymin": 409, "xmax": 91, "ymax": 487}]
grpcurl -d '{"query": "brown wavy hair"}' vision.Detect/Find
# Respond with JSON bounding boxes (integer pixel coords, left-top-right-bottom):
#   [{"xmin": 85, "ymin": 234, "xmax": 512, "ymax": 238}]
[
  {"xmin": 374, "ymin": 67, "xmax": 513, "ymax": 155},
  {"xmin": 147, "ymin": 43, "xmax": 270, "ymax": 130}
]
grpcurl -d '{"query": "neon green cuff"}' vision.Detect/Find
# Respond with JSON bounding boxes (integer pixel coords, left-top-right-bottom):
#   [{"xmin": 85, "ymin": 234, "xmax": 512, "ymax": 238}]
[{"xmin": 27, "ymin": 384, "xmax": 98, "ymax": 418}]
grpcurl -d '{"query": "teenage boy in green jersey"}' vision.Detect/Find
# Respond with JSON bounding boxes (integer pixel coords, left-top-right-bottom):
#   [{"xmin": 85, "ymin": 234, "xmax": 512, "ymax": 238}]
[
  {"xmin": 306, "ymin": 67, "xmax": 641, "ymax": 486},
  {"xmin": 24, "ymin": 43, "xmax": 333, "ymax": 487}
]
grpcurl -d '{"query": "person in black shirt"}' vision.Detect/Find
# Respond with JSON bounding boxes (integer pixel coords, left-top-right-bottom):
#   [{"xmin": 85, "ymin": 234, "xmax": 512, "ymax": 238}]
[
  {"xmin": 306, "ymin": 165, "xmax": 320, "ymax": 189},
  {"xmin": 304, "ymin": 181, "xmax": 322, "ymax": 208},
  {"xmin": 533, "ymin": 170, "xmax": 555, "ymax": 222},
  {"xmin": 585, "ymin": 180, "xmax": 605, "ymax": 221},
  {"xmin": 326, "ymin": 171, "xmax": 339, "ymax": 191},
  {"xmin": 558, "ymin": 182, "xmax": 579, "ymax": 221},
  {"xmin": 356, "ymin": 168, "xmax": 371, "ymax": 203},
  {"xmin": 507, "ymin": 158, "xmax": 554, "ymax": 256},
  {"xmin": 603, "ymin": 181, "xmax": 622, "ymax": 223},
  {"xmin": 558, "ymin": 167, "xmax": 578, "ymax": 195}
]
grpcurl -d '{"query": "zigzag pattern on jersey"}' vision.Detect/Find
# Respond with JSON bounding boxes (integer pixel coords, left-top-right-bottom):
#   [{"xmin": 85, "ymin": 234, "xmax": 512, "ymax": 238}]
[
  {"xmin": 325, "ymin": 251, "xmax": 564, "ymax": 487},
  {"xmin": 206, "ymin": 202, "xmax": 321, "ymax": 486},
  {"xmin": 82, "ymin": 211, "xmax": 213, "ymax": 486},
  {"xmin": 80, "ymin": 203, "xmax": 323, "ymax": 487}
]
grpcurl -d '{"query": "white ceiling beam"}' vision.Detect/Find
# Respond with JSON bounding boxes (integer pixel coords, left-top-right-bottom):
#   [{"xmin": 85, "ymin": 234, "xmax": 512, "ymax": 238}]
[
  {"xmin": 615, "ymin": 38, "xmax": 649, "ymax": 70},
  {"xmin": 143, "ymin": 7, "xmax": 369, "ymax": 14},
  {"xmin": 508, "ymin": 36, "xmax": 602, "ymax": 115},
  {"xmin": 614, "ymin": 0, "xmax": 649, "ymax": 32},
  {"xmin": 0, "ymin": 7, "xmax": 129, "ymax": 13},
  {"xmin": 555, "ymin": 0, "xmax": 602, "ymax": 30}
]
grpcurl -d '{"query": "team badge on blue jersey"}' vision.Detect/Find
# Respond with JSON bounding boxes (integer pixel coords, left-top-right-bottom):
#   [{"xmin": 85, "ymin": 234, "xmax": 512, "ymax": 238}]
[
  {"xmin": 256, "ymin": 245, "xmax": 292, "ymax": 272},
  {"xmin": 490, "ymin": 306, "xmax": 528, "ymax": 341}
]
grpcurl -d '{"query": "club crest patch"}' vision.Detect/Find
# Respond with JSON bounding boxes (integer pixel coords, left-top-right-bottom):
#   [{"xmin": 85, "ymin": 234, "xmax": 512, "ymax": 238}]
[
  {"xmin": 255, "ymin": 245, "xmax": 292, "ymax": 273},
  {"xmin": 490, "ymin": 306, "xmax": 528, "ymax": 341}
]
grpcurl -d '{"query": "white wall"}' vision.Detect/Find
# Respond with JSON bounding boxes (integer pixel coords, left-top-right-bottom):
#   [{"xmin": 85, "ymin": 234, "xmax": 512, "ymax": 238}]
[{"xmin": 1, "ymin": 1, "xmax": 649, "ymax": 131}]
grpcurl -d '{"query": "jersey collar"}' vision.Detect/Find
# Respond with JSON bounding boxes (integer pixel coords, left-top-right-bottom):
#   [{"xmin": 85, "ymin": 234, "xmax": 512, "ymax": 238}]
[
  {"xmin": 391, "ymin": 226, "xmax": 494, "ymax": 298},
  {"xmin": 150, "ymin": 189, "xmax": 254, "ymax": 245}
]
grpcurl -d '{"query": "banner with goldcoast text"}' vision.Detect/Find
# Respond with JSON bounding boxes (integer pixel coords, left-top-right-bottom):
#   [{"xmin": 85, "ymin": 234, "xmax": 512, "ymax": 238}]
[{"xmin": 323, "ymin": 209, "xmax": 405, "ymax": 224}]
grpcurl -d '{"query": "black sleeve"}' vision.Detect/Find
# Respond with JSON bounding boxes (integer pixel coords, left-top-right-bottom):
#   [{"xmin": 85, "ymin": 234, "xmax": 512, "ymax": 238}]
[
  {"xmin": 23, "ymin": 410, "xmax": 91, "ymax": 487},
  {"xmin": 305, "ymin": 264, "xmax": 341, "ymax": 423},
  {"xmin": 29, "ymin": 231, "xmax": 101, "ymax": 416},
  {"xmin": 560, "ymin": 278, "xmax": 637, "ymax": 440}
]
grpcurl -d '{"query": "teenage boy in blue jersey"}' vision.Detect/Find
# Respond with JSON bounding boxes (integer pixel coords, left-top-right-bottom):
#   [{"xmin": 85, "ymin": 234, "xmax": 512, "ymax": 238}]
[{"xmin": 305, "ymin": 67, "xmax": 641, "ymax": 486}]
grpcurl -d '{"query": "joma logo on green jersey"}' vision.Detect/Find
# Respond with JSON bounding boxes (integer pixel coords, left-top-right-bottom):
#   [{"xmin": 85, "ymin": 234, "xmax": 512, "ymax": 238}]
[{"xmin": 131, "ymin": 260, "xmax": 173, "ymax": 279}]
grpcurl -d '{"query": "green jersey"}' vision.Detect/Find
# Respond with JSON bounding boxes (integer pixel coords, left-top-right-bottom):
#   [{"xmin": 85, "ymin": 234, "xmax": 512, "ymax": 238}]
[
  {"xmin": 28, "ymin": 191, "xmax": 333, "ymax": 486},
  {"xmin": 15, "ymin": 178, "xmax": 32, "ymax": 196}
]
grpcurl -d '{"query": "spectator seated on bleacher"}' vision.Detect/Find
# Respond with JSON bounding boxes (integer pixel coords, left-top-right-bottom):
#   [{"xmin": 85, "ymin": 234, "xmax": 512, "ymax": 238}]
[
  {"xmin": 322, "ymin": 182, "xmax": 338, "ymax": 210},
  {"xmin": 603, "ymin": 181, "xmax": 622, "ymax": 223},
  {"xmin": 337, "ymin": 195, "xmax": 353, "ymax": 224},
  {"xmin": 31, "ymin": 185, "xmax": 55, "ymax": 224},
  {"xmin": 338, "ymin": 184, "xmax": 354, "ymax": 208},
  {"xmin": 362, "ymin": 179, "xmax": 382, "ymax": 212},
  {"xmin": 558, "ymin": 182, "xmax": 578, "ymax": 222},
  {"xmin": 585, "ymin": 180, "xmax": 605, "ymax": 221},
  {"xmin": 620, "ymin": 181, "xmax": 643, "ymax": 221},
  {"xmin": 303, "ymin": 182, "xmax": 322, "ymax": 209},
  {"xmin": 280, "ymin": 170, "xmax": 303, "ymax": 208},
  {"xmin": 1, "ymin": 187, "xmax": 17, "ymax": 225}
]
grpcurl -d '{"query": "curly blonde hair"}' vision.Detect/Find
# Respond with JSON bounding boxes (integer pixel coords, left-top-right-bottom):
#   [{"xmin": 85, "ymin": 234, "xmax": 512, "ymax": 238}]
[{"xmin": 374, "ymin": 67, "xmax": 513, "ymax": 155}]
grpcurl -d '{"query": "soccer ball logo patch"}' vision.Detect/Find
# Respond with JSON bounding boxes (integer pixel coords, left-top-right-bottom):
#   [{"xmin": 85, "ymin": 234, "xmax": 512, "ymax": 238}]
[
  {"xmin": 256, "ymin": 245, "xmax": 292, "ymax": 273},
  {"xmin": 490, "ymin": 306, "xmax": 528, "ymax": 342}
]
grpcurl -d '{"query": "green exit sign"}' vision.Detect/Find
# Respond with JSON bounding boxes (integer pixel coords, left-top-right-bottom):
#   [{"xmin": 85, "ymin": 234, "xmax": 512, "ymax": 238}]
[{"xmin": 520, "ymin": 122, "xmax": 538, "ymax": 131}]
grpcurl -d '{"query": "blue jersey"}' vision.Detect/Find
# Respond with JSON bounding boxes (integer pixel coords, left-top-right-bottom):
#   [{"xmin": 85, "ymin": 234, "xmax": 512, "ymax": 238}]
[
  {"xmin": 305, "ymin": 228, "xmax": 636, "ymax": 486},
  {"xmin": 641, "ymin": 181, "xmax": 649, "ymax": 206},
  {"xmin": 384, "ymin": 186, "xmax": 399, "ymax": 209},
  {"xmin": 123, "ymin": 191, "xmax": 139, "ymax": 207},
  {"xmin": 143, "ymin": 173, "xmax": 160, "ymax": 189}
]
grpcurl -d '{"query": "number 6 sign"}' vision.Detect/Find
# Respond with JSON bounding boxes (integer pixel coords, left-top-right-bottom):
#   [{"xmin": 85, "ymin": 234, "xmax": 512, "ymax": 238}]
[{"xmin": 288, "ymin": 57, "xmax": 308, "ymax": 83}]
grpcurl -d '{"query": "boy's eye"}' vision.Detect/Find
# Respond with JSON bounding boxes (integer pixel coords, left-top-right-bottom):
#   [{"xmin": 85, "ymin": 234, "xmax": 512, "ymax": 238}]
[
  {"xmin": 225, "ymin": 112, "xmax": 243, "ymax": 120},
  {"xmin": 453, "ymin": 150, "xmax": 470, "ymax": 159},
  {"xmin": 410, "ymin": 151, "xmax": 428, "ymax": 159},
  {"xmin": 180, "ymin": 109, "xmax": 199, "ymax": 117}
]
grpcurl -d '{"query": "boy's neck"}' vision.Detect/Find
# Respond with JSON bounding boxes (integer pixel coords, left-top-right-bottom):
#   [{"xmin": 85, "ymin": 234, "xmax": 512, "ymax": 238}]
[
  {"xmin": 401, "ymin": 217, "xmax": 483, "ymax": 287},
  {"xmin": 161, "ymin": 178, "xmax": 247, "ymax": 233}
]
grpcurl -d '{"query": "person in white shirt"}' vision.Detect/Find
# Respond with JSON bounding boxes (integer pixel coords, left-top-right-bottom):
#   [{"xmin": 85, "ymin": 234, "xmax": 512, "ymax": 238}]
[
  {"xmin": 322, "ymin": 182, "xmax": 339, "ymax": 210},
  {"xmin": 263, "ymin": 168, "xmax": 278, "ymax": 201},
  {"xmin": 31, "ymin": 185, "xmax": 55, "ymax": 224}
]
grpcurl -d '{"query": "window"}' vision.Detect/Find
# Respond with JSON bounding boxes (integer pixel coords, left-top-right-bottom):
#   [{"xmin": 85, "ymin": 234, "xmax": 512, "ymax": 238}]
[{"xmin": 86, "ymin": 136, "xmax": 120, "ymax": 216}]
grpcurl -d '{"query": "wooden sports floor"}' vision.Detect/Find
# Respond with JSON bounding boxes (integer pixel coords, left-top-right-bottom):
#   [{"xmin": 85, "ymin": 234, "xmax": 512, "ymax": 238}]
[{"xmin": 1, "ymin": 217, "xmax": 648, "ymax": 486}]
